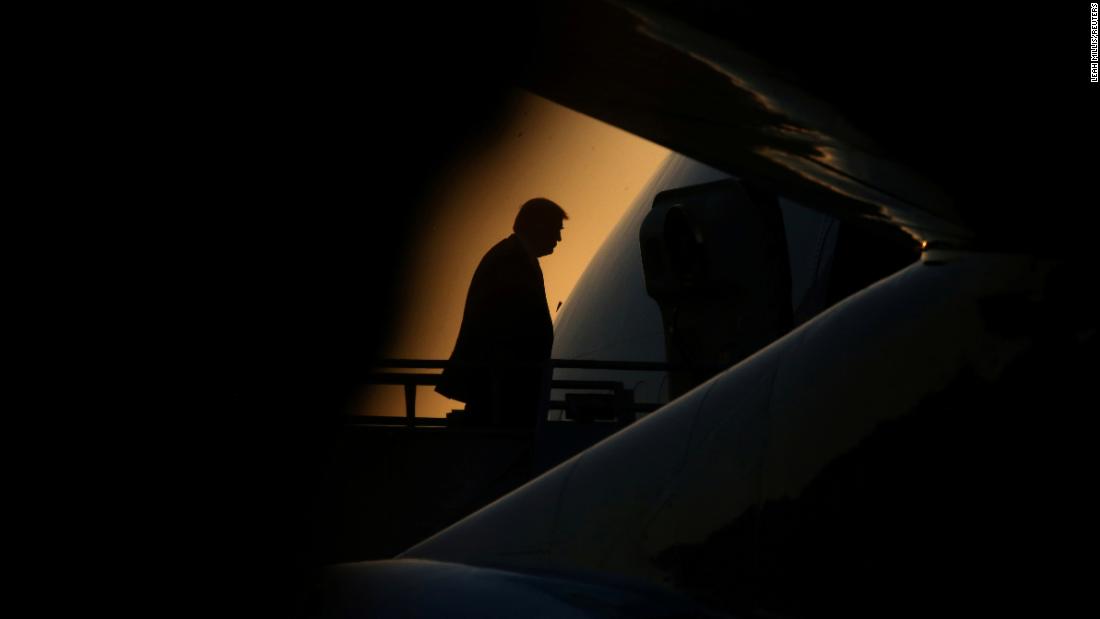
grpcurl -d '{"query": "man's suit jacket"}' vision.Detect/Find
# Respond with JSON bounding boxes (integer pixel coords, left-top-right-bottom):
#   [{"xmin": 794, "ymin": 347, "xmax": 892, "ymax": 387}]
[{"xmin": 436, "ymin": 234, "xmax": 553, "ymax": 425}]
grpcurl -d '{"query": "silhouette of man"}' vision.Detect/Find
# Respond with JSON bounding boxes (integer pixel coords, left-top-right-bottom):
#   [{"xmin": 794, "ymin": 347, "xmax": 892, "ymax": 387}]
[{"xmin": 436, "ymin": 198, "xmax": 568, "ymax": 428}]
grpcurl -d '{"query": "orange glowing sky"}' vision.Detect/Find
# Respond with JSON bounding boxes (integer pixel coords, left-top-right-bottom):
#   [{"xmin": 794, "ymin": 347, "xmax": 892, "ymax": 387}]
[{"xmin": 363, "ymin": 90, "xmax": 669, "ymax": 417}]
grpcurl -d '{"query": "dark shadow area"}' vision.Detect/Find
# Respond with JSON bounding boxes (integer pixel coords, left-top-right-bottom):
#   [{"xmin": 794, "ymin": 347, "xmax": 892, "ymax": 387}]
[
  {"xmin": 81, "ymin": 5, "xmax": 545, "ymax": 618},
  {"xmin": 315, "ymin": 425, "xmax": 535, "ymax": 564},
  {"xmin": 823, "ymin": 217, "xmax": 923, "ymax": 308}
]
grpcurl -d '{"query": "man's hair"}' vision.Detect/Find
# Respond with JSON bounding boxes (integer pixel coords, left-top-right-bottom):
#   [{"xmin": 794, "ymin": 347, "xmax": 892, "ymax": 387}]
[{"xmin": 513, "ymin": 198, "xmax": 568, "ymax": 235}]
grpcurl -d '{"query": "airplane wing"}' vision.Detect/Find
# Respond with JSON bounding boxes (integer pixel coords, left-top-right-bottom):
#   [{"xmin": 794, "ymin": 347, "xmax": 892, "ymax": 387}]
[{"xmin": 515, "ymin": 1, "xmax": 1093, "ymax": 255}]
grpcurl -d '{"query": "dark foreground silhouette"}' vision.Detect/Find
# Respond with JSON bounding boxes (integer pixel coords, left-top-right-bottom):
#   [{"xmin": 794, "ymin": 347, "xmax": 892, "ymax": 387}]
[{"xmin": 437, "ymin": 198, "xmax": 568, "ymax": 428}]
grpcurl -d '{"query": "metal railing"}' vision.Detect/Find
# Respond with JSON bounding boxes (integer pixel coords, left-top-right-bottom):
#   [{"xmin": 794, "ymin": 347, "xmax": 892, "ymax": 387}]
[{"xmin": 359, "ymin": 358, "xmax": 683, "ymax": 428}]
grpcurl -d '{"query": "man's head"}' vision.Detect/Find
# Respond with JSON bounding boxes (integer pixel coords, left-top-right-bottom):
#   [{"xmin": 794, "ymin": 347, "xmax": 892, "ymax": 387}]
[{"xmin": 514, "ymin": 198, "xmax": 568, "ymax": 257}]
